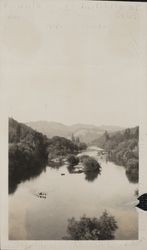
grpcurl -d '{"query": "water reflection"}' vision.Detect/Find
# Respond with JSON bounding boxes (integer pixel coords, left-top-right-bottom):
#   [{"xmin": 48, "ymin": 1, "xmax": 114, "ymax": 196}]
[
  {"xmin": 9, "ymin": 160, "xmax": 47, "ymax": 194},
  {"xmin": 67, "ymin": 165, "xmax": 75, "ymax": 173},
  {"xmin": 48, "ymin": 160, "xmax": 64, "ymax": 169},
  {"xmin": 67, "ymin": 165, "xmax": 83, "ymax": 174},
  {"xmin": 9, "ymin": 158, "xmax": 138, "ymax": 240},
  {"xmin": 67, "ymin": 165, "xmax": 101, "ymax": 182},
  {"xmin": 85, "ymin": 169, "xmax": 100, "ymax": 182},
  {"xmin": 125, "ymin": 169, "xmax": 138, "ymax": 184},
  {"xmin": 9, "ymin": 158, "xmax": 138, "ymax": 196}
]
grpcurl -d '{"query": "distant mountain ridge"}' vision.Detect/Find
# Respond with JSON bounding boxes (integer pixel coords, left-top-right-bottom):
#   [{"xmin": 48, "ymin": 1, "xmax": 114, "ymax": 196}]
[{"xmin": 27, "ymin": 121, "xmax": 123, "ymax": 144}]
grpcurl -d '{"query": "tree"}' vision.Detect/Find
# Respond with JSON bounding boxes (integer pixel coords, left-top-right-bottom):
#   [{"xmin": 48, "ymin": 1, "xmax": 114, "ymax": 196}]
[
  {"xmin": 98, "ymin": 211, "xmax": 118, "ymax": 240},
  {"xmin": 78, "ymin": 142, "xmax": 87, "ymax": 151},
  {"xmin": 75, "ymin": 136, "xmax": 80, "ymax": 144},
  {"xmin": 71, "ymin": 134, "xmax": 76, "ymax": 143},
  {"xmin": 124, "ymin": 128, "xmax": 131, "ymax": 139},
  {"xmin": 96, "ymin": 126, "xmax": 139, "ymax": 182},
  {"xmin": 63, "ymin": 211, "xmax": 118, "ymax": 240},
  {"xmin": 67, "ymin": 154, "xmax": 79, "ymax": 166},
  {"xmin": 80, "ymin": 155, "xmax": 101, "ymax": 172},
  {"xmin": 104, "ymin": 130, "xmax": 110, "ymax": 141}
]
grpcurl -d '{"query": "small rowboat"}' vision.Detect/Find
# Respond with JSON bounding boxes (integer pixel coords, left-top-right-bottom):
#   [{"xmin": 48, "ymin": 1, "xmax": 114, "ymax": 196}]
[{"xmin": 35, "ymin": 192, "xmax": 47, "ymax": 199}]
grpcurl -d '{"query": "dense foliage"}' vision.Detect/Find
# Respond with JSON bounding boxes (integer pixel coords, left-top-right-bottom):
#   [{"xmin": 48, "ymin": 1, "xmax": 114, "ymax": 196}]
[
  {"xmin": 9, "ymin": 118, "xmax": 49, "ymax": 193},
  {"xmin": 63, "ymin": 211, "xmax": 118, "ymax": 240},
  {"xmin": 9, "ymin": 118, "xmax": 87, "ymax": 193},
  {"xmin": 80, "ymin": 155, "xmax": 101, "ymax": 172},
  {"xmin": 47, "ymin": 136, "xmax": 79, "ymax": 161},
  {"xmin": 96, "ymin": 127, "xmax": 139, "ymax": 183},
  {"xmin": 71, "ymin": 134, "xmax": 87, "ymax": 151},
  {"xmin": 66, "ymin": 154, "xmax": 101, "ymax": 182},
  {"xmin": 67, "ymin": 154, "xmax": 80, "ymax": 166}
]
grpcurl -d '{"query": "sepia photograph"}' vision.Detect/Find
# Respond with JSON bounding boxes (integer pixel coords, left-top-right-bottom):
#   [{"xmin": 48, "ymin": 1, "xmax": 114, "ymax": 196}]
[{"xmin": 1, "ymin": 0, "xmax": 147, "ymax": 247}]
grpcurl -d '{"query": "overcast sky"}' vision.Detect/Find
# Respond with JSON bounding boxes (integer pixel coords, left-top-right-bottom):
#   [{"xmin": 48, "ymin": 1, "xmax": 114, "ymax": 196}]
[{"xmin": 1, "ymin": 1, "xmax": 142, "ymax": 127}]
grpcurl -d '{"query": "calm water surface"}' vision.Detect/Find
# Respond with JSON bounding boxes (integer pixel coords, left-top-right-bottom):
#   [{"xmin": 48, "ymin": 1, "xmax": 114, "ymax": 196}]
[{"xmin": 9, "ymin": 146, "xmax": 138, "ymax": 240}]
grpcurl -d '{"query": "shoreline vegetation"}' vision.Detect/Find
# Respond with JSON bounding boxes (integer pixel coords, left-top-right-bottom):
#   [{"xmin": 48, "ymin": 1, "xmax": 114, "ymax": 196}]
[
  {"xmin": 66, "ymin": 154, "xmax": 101, "ymax": 182},
  {"xmin": 9, "ymin": 118, "xmax": 138, "ymax": 240},
  {"xmin": 9, "ymin": 118, "xmax": 87, "ymax": 193},
  {"xmin": 93, "ymin": 127, "xmax": 139, "ymax": 183},
  {"xmin": 9, "ymin": 118, "xmax": 139, "ymax": 193}
]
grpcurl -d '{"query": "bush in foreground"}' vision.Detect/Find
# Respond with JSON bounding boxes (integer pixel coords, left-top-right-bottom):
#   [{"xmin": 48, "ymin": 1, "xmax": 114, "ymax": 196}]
[{"xmin": 63, "ymin": 211, "xmax": 118, "ymax": 240}]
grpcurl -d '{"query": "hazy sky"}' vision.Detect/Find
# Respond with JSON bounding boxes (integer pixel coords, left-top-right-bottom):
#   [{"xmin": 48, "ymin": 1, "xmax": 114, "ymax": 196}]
[{"xmin": 1, "ymin": 1, "xmax": 142, "ymax": 127}]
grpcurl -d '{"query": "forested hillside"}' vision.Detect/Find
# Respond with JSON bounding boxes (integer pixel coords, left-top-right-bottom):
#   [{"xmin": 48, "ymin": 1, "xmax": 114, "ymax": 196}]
[
  {"xmin": 9, "ymin": 118, "xmax": 49, "ymax": 157},
  {"xmin": 95, "ymin": 127, "xmax": 139, "ymax": 183},
  {"xmin": 9, "ymin": 118, "xmax": 49, "ymax": 193},
  {"xmin": 9, "ymin": 118, "xmax": 85, "ymax": 193}
]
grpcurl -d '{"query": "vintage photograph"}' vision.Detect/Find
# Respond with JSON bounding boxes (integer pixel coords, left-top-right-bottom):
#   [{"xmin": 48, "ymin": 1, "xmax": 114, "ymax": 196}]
[
  {"xmin": 9, "ymin": 120, "xmax": 139, "ymax": 240},
  {"xmin": 0, "ymin": 0, "xmax": 142, "ymax": 242}
]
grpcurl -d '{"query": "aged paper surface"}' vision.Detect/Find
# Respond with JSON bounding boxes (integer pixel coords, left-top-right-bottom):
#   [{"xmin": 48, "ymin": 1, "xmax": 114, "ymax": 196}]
[{"xmin": 0, "ymin": 0, "xmax": 147, "ymax": 249}]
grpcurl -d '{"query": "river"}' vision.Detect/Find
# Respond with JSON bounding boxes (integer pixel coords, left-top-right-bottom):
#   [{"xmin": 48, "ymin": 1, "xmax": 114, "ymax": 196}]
[{"xmin": 9, "ymin": 146, "xmax": 138, "ymax": 240}]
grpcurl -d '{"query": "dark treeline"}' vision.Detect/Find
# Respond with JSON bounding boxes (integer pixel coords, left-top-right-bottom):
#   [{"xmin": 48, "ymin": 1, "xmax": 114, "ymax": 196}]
[
  {"xmin": 9, "ymin": 118, "xmax": 87, "ymax": 193},
  {"xmin": 9, "ymin": 118, "xmax": 49, "ymax": 193},
  {"xmin": 95, "ymin": 127, "xmax": 139, "ymax": 183}
]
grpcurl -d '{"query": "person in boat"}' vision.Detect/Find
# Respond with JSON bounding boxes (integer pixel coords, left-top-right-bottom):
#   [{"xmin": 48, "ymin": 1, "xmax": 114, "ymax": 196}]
[{"xmin": 38, "ymin": 192, "xmax": 47, "ymax": 196}]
